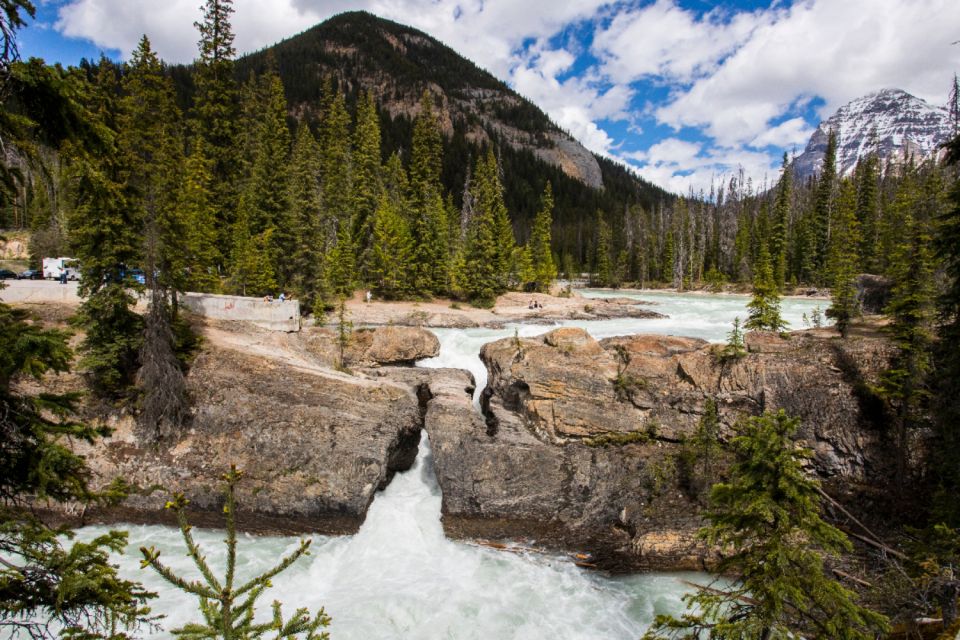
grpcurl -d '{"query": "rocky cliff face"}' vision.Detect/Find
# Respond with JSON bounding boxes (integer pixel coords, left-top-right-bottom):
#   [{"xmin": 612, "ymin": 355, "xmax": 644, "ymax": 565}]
[
  {"xmin": 426, "ymin": 327, "xmax": 895, "ymax": 570},
  {"xmin": 60, "ymin": 324, "xmax": 445, "ymax": 534},
  {"xmin": 793, "ymin": 88, "xmax": 952, "ymax": 180}
]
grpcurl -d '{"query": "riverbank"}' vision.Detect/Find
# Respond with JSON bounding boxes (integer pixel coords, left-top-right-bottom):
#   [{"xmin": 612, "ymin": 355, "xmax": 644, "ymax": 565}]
[{"xmin": 341, "ymin": 289, "xmax": 665, "ymax": 328}]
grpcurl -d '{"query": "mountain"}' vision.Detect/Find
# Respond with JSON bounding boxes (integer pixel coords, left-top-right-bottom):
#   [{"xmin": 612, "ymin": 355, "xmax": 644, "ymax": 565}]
[
  {"xmin": 215, "ymin": 11, "xmax": 672, "ymax": 252},
  {"xmin": 792, "ymin": 88, "xmax": 952, "ymax": 180}
]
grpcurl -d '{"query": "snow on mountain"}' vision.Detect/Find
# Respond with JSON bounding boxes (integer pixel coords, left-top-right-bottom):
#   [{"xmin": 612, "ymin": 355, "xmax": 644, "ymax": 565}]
[{"xmin": 792, "ymin": 88, "xmax": 953, "ymax": 180}]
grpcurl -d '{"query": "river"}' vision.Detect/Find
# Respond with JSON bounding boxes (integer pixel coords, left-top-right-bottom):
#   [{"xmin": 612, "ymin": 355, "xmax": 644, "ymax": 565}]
[{"xmin": 72, "ymin": 291, "xmax": 827, "ymax": 639}]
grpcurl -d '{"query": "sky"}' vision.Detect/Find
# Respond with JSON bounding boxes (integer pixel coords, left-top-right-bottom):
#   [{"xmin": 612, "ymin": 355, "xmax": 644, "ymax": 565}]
[{"xmin": 17, "ymin": 0, "xmax": 960, "ymax": 194}]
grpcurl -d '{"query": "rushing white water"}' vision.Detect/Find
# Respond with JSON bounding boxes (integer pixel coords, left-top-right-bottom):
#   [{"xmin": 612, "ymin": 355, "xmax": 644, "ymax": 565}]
[
  {"xmin": 74, "ymin": 435, "xmax": 702, "ymax": 639},
  {"xmin": 67, "ymin": 291, "xmax": 811, "ymax": 638}
]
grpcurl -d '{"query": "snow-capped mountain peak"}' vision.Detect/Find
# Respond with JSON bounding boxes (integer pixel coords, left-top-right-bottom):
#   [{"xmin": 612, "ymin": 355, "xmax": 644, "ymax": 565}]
[{"xmin": 792, "ymin": 88, "xmax": 953, "ymax": 179}]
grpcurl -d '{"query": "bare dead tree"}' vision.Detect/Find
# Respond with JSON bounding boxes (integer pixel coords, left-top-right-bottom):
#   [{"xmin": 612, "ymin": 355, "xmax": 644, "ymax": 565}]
[{"xmin": 137, "ymin": 221, "xmax": 189, "ymax": 441}]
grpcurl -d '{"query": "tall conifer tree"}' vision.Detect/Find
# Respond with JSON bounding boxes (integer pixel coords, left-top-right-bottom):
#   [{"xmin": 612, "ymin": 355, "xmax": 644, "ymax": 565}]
[
  {"xmin": 351, "ymin": 91, "xmax": 383, "ymax": 281},
  {"xmin": 193, "ymin": 0, "xmax": 238, "ymax": 242},
  {"xmin": 812, "ymin": 129, "xmax": 838, "ymax": 282},
  {"xmin": 771, "ymin": 152, "xmax": 792, "ymax": 288},
  {"xmin": 530, "ymin": 181, "xmax": 557, "ymax": 292},
  {"xmin": 287, "ymin": 123, "xmax": 325, "ymax": 311},
  {"xmin": 827, "ymin": 179, "xmax": 861, "ymax": 337}
]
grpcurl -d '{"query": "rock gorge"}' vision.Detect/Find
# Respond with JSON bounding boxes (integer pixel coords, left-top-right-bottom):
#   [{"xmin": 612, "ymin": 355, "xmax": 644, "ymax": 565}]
[{"xmin": 39, "ymin": 314, "xmax": 896, "ymax": 571}]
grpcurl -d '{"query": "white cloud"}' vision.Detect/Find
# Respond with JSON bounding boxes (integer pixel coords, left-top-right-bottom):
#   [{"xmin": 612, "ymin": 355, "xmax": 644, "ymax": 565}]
[
  {"xmin": 591, "ymin": 0, "xmax": 769, "ymax": 84},
  {"xmin": 749, "ymin": 117, "xmax": 812, "ymax": 149}
]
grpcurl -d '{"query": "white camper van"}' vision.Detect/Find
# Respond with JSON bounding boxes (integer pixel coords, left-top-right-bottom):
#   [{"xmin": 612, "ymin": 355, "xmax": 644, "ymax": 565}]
[{"xmin": 42, "ymin": 257, "xmax": 81, "ymax": 281}]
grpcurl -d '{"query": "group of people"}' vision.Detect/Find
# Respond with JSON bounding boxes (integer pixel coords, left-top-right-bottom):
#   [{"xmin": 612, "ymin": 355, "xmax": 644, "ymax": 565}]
[
  {"xmin": 263, "ymin": 292, "xmax": 290, "ymax": 303},
  {"xmin": 527, "ymin": 299, "xmax": 544, "ymax": 310}
]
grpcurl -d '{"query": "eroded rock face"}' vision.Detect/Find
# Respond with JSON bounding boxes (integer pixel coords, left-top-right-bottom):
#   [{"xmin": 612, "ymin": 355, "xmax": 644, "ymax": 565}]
[
  {"xmin": 72, "ymin": 342, "xmax": 428, "ymax": 534},
  {"xmin": 427, "ymin": 327, "xmax": 895, "ymax": 571},
  {"xmin": 303, "ymin": 325, "xmax": 440, "ymax": 368}
]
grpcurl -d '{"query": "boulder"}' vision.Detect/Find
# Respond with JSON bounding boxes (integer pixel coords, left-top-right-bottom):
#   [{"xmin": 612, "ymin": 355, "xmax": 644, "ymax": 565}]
[{"xmin": 303, "ymin": 325, "xmax": 440, "ymax": 368}]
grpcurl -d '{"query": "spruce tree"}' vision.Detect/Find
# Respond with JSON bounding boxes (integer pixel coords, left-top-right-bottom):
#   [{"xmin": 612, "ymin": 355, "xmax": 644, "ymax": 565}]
[
  {"xmin": 193, "ymin": 0, "xmax": 237, "ymax": 230},
  {"xmin": 119, "ymin": 36, "xmax": 190, "ymax": 435},
  {"xmin": 370, "ymin": 194, "xmax": 413, "ymax": 299},
  {"xmin": 644, "ymin": 410, "xmax": 888, "ymax": 640},
  {"xmin": 932, "ymin": 133, "xmax": 960, "ymax": 524},
  {"xmin": 880, "ymin": 174, "xmax": 935, "ymax": 490},
  {"xmin": 227, "ymin": 197, "xmax": 276, "ymax": 297},
  {"xmin": 745, "ymin": 244, "xmax": 788, "ymax": 333},
  {"xmin": 240, "ymin": 67, "xmax": 291, "ymax": 284},
  {"xmin": 140, "ymin": 468, "xmax": 330, "ymax": 639},
  {"xmin": 180, "ymin": 138, "xmax": 221, "ymax": 292},
  {"xmin": 408, "ymin": 92, "xmax": 449, "ymax": 295},
  {"xmin": 67, "ymin": 60, "xmax": 144, "ymax": 396},
  {"xmin": 770, "ymin": 152, "xmax": 792, "ymax": 288},
  {"xmin": 351, "ymin": 91, "xmax": 383, "ymax": 281},
  {"xmin": 854, "ymin": 152, "xmax": 881, "ymax": 273},
  {"xmin": 592, "ymin": 212, "xmax": 613, "ymax": 287},
  {"xmin": 287, "ymin": 123, "xmax": 325, "ymax": 311},
  {"xmin": 827, "ymin": 179, "xmax": 861, "ymax": 337},
  {"xmin": 0, "ymin": 300, "xmax": 154, "ymax": 637},
  {"xmin": 317, "ymin": 82, "xmax": 353, "ymax": 293},
  {"xmin": 192, "ymin": 0, "xmax": 238, "ymax": 245},
  {"xmin": 813, "ymin": 129, "xmax": 838, "ymax": 282},
  {"xmin": 530, "ymin": 181, "xmax": 557, "ymax": 292}
]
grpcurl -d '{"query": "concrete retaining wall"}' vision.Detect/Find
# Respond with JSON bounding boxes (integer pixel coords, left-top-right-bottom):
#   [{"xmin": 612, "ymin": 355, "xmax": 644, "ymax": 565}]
[
  {"xmin": 1, "ymin": 281, "xmax": 300, "ymax": 332},
  {"xmin": 0, "ymin": 280, "xmax": 82, "ymax": 303},
  {"xmin": 181, "ymin": 292, "xmax": 300, "ymax": 332}
]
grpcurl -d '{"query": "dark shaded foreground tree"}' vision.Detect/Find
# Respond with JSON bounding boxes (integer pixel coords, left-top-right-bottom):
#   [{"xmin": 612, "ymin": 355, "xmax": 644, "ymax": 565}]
[
  {"xmin": 140, "ymin": 467, "xmax": 331, "ymax": 639},
  {"xmin": 643, "ymin": 410, "xmax": 888, "ymax": 640},
  {"xmin": 0, "ymin": 298, "xmax": 154, "ymax": 638}
]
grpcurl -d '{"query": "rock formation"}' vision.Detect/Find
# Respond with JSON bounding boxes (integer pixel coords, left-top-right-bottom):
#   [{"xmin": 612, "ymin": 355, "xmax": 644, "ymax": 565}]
[{"xmin": 426, "ymin": 327, "xmax": 895, "ymax": 570}]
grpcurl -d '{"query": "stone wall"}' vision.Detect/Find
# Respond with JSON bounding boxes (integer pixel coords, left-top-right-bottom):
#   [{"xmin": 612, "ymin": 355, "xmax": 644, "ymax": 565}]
[{"xmin": 180, "ymin": 292, "xmax": 301, "ymax": 332}]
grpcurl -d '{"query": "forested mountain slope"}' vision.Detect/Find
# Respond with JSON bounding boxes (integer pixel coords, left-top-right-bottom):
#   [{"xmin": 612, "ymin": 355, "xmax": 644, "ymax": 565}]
[{"xmin": 169, "ymin": 10, "xmax": 671, "ymax": 255}]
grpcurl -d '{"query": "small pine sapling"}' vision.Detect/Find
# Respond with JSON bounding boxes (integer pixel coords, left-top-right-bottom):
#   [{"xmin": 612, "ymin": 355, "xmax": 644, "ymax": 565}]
[
  {"xmin": 720, "ymin": 317, "xmax": 746, "ymax": 361},
  {"xmin": 139, "ymin": 467, "xmax": 331, "ymax": 639},
  {"xmin": 336, "ymin": 297, "xmax": 353, "ymax": 372}
]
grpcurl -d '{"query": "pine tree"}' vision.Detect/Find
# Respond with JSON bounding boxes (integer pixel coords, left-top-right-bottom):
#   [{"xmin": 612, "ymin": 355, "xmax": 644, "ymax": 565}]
[
  {"xmin": 180, "ymin": 138, "xmax": 221, "ymax": 292},
  {"xmin": 67, "ymin": 60, "xmax": 144, "ymax": 396},
  {"xmin": 932, "ymin": 132, "xmax": 960, "ymax": 524},
  {"xmin": 592, "ymin": 212, "xmax": 613, "ymax": 287},
  {"xmin": 827, "ymin": 179, "xmax": 861, "ymax": 337},
  {"xmin": 351, "ymin": 91, "xmax": 383, "ymax": 281},
  {"xmin": 662, "ymin": 229, "xmax": 675, "ymax": 284},
  {"xmin": 228, "ymin": 197, "xmax": 276, "ymax": 297},
  {"xmin": 240, "ymin": 67, "xmax": 291, "ymax": 284},
  {"xmin": 370, "ymin": 194, "xmax": 413, "ymax": 299},
  {"xmin": 644, "ymin": 410, "xmax": 889, "ymax": 640},
  {"xmin": 0, "ymin": 300, "xmax": 154, "ymax": 637},
  {"xmin": 119, "ymin": 36, "xmax": 190, "ymax": 435},
  {"xmin": 140, "ymin": 468, "xmax": 331, "ymax": 639},
  {"xmin": 287, "ymin": 123, "xmax": 325, "ymax": 311},
  {"xmin": 530, "ymin": 181, "xmax": 557, "ymax": 292},
  {"xmin": 771, "ymin": 152, "xmax": 792, "ymax": 288},
  {"xmin": 192, "ymin": 0, "xmax": 239, "ymax": 241},
  {"xmin": 745, "ymin": 244, "xmax": 788, "ymax": 333},
  {"xmin": 880, "ymin": 173, "xmax": 935, "ymax": 490},
  {"xmin": 813, "ymin": 129, "xmax": 838, "ymax": 283}
]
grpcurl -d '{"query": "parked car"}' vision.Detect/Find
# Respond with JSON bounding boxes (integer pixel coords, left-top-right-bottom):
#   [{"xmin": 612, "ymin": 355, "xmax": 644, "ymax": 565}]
[
  {"xmin": 0, "ymin": 269, "xmax": 18, "ymax": 279},
  {"xmin": 17, "ymin": 269, "xmax": 43, "ymax": 280}
]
